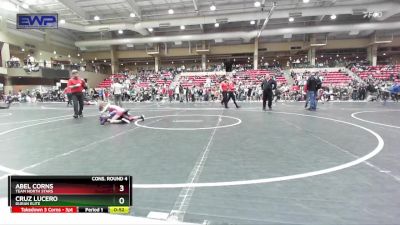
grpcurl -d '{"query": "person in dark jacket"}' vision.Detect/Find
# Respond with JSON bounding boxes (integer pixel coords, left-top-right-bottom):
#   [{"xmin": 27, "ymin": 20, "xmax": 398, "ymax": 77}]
[
  {"xmin": 306, "ymin": 74, "xmax": 321, "ymax": 111},
  {"xmin": 261, "ymin": 75, "xmax": 277, "ymax": 111}
]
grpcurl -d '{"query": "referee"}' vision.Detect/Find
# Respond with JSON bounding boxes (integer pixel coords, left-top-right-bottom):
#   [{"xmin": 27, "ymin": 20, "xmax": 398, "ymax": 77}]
[
  {"xmin": 226, "ymin": 80, "xmax": 240, "ymax": 108},
  {"xmin": 261, "ymin": 75, "xmax": 277, "ymax": 111},
  {"xmin": 67, "ymin": 70, "xmax": 87, "ymax": 118},
  {"xmin": 220, "ymin": 79, "xmax": 229, "ymax": 108}
]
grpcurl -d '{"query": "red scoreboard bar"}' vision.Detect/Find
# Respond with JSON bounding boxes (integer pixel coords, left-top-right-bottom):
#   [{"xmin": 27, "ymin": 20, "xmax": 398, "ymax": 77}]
[{"xmin": 8, "ymin": 176, "xmax": 132, "ymax": 214}]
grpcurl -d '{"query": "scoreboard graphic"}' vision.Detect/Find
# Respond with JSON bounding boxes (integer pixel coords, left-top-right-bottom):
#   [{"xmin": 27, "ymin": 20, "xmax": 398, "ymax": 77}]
[{"xmin": 8, "ymin": 176, "xmax": 132, "ymax": 214}]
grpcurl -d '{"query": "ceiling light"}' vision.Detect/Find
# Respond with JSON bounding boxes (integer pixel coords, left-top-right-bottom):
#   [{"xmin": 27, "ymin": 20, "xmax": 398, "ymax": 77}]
[
  {"xmin": 94, "ymin": 15, "xmax": 100, "ymax": 21},
  {"xmin": 336, "ymin": 54, "xmax": 339, "ymax": 57},
  {"xmin": 77, "ymin": 53, "xmax": 80, "ymax": 57},
  {"xmin": 250, "ymin": 20, "xmax": 256, "ymax": 25},
  {"xmin": 21, "ymin": 48, "xmax": 25, "ymax": 52},
  {"xmin": 210, "ymin": 5, "xmax": 216, "ymax": 11},
  {"xmin": 254, "ymin": 1, "xmax": 261, "ymax": 7},
  {"xmin": 372, "ymin": 12, "xmax": 381, "ymax": 18},
  {"xmin": 321, "ymin": 55, "xmax": 324, "ymax": 58},
  {"xmin": 168, "ymin": 9, "xmax": 174, "ymax": 14},
  {"xmin": 22, "ymin": 3, "xmax": 29, "ymax": 9},
  {"xmin": 81, "ymin": 58, "xmax": 83, "ymax": 61},
  {"xmin": 104, "ymin": 60, "xmax": 106, "ymax": 63},
  {"xmin": 39, "ymin": 52, "xmax": 42, "ymax": 55},
  {"xmin": 288, "ymin": 17, "xmax": 294, "ymax": 22},
  {"xmin": 148, "ymin": 28, "xmax": 153, "ymax": 32},
  {"xmin": 118, "ymin": 29, "xmax": 123, "ymax": 34},
  {"xmin": 60, "ymin": 19, "xmax": 65, "ymax": 24},
  {"xmin": 92, "ymin": 60, "xmax": 94, "ymax": 63},
  {"xmin": 129, "ymin": 13, "xmax": 136, "ymax": 18},
  {"xmin": 134, "ymin": 62, "xmax": 137, "ymax": 65},
  {"xmin": 383, "ymin": 53, "xmax": 386, "ymax": 56},
  {"xmin": 214, "ymin": 23, "xmax": 219, "ymax": 28},
  {"xmin": 68, "ymin": 54, "xmax": 71, "ymax": 58},
  {"xmin": 121, "ymin": 63, "xmax": 124, "ymax": 66},
  {"xmin": 94, "ymin": 57, "xmax": 97, "ymax": 60},
  {"xmin": 146, "ymin": 62, "xmax": 149, "ymax": 65},
  {"xmin": 180, "ymin": 25, "xmax": 185, "ymax": 30},
  {"xmin": 303, "ymin": 0, "xmax": 310, "ymax": 3},
  {"xmin": 53, "ymin": 50, "xmax": 56, "ymax": 55},
  {"xmin": 330, "ymin": 14, "xmax": 337, "ymax": 20}
]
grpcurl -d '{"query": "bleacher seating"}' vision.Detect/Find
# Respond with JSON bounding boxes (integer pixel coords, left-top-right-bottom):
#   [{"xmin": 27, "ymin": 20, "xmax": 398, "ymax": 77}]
[
  {"xmin": 235, "ymin": 70, "xmax": 286, "ymax": 85},
  {"xmin": 321, "ymin": 71, "xmax": 352, "ymax": 86},
  {"xmin": 97, "ymin": 73, "xmax": 173, "ymax": 89},
  {"xmin": 98, "ymin": 79, "xmax": 112, "ymax": 88},
  {"xmin": 356, "ymin": 65, "xmax": 400, "ymax": 83},
  {"xmin": 179, "ymin": 75, "xmax": 218, "ymax": 87},
  {"xmin": 178, "ymin": 70, "xmax": 287, "ymax": 88}
]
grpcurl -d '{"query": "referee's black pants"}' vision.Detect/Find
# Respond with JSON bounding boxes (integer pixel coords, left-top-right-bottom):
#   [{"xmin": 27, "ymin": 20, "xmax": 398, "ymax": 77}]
[
  {"xmin": 227, "ymin": 91, "xmax": 239, "ymax": 108},
  {"xmin": 72, "ymin": 92, "xmax": 84, "ymax": 116},
  {"xmin": 222, "ymin": 91, "xmax": 228, "ymax": 107},
  {"xmin": 67, "ymin": 93, "xmax": 72, "ymax": 106},
  {"xmin": 263, "ymin": 90, "xmax": 273, "ymax": 110}
]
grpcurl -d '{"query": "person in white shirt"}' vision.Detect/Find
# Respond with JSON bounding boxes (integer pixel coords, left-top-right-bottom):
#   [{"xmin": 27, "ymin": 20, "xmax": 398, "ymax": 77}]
[
  {"xmin": 111, "ymin": 79, "xmax": 124, "ymax": 107},
  {"xmin": 175, "ymin": 85, "xmax": 180, "ymax": 101}
]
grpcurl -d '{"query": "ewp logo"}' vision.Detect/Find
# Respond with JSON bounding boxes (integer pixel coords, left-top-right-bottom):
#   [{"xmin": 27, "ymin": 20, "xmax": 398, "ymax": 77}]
[{"xmin": 17, "ymin": 14, "xmax": 58, "ymax": 29}]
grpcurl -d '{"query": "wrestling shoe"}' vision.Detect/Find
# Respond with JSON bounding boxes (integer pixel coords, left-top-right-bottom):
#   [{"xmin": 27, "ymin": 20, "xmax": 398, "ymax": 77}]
[
  {"xmin": 73, "ymin": 115, "xmax": 78, "ymax": 119},
  {"xmin": 140, "ymin": 115, "xmax": 145, "ymax": 121},
  {"xmin": 99, "ymin": 117, "xmax": 108, "ymax": 125}
]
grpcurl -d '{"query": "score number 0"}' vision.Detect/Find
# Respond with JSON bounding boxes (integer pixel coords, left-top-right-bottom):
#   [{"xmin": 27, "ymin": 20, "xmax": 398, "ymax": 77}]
[{"xmin": 118, "ymin": 184, "xmax": 125, "ymax": 205}]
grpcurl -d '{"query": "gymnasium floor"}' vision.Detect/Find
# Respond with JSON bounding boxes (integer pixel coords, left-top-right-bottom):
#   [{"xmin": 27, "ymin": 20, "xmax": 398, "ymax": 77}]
[{"xmin": 0, "ymin": 101, "xmax": 399, "ymax": 225}]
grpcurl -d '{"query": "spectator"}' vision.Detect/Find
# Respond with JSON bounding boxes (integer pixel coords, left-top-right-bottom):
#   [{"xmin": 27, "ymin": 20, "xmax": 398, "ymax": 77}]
[{"xmin": 306, "ymin": 74, "xmax": 321, "ymax": 111}]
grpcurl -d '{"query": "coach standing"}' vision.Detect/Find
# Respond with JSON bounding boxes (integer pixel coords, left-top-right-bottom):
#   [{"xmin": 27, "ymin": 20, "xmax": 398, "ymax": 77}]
[
  {"xmin": 67, "ymin": 70, "xmax": 87, "ymax": 118},
  {"xmin": 306, "ymin": 73, "xmax": 321, "ymax": 111},
  {"xmin": 261, "ymin": 75, "xmax": 277, "ymax": 111}
]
